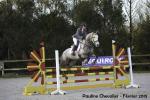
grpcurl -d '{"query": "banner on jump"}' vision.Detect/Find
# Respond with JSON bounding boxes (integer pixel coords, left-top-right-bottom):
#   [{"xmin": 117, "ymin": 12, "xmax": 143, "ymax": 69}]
[{"xmin": 83, "ymin": 56, "xmax": 125, "ymax": 67}]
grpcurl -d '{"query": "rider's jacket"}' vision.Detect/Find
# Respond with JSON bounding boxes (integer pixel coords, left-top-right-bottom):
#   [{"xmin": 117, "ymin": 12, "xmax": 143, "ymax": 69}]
[{"xmin": 73, "ymin": 27, "xmax": 87, "ymax": 40}]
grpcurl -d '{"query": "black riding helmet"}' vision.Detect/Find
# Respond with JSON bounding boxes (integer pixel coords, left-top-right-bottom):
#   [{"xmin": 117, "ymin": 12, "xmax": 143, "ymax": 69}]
[{"xmin": 80, "ymin": 22, "xmax": 87, "ymax": 27}]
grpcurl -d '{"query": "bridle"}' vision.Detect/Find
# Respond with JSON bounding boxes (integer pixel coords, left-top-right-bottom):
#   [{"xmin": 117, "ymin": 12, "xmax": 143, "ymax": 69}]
[
  {"xmin": 90, "ymin": 33, "xmax": 99, "ymax": 46},
  {"xmin": 78, "ymin": 32, "xmax": 99, "ymax": 48}
]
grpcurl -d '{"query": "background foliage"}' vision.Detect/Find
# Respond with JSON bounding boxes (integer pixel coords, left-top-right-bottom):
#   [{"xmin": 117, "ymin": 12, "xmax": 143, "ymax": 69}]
[{"xmin": 0, "ymin": 0, "xmax": 149, "ymax": 70}]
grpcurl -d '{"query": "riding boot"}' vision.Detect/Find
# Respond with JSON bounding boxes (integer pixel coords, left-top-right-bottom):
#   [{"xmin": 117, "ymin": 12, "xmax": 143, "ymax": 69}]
[{"xmin": 71, "ymin": 45, "xmax": 77, "ymax": 55}]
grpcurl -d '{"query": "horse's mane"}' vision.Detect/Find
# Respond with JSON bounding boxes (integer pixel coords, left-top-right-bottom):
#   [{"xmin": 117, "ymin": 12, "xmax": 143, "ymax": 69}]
[{"xmin": 86, "ymin": 32, "xmax": 96, "ymax": 40}]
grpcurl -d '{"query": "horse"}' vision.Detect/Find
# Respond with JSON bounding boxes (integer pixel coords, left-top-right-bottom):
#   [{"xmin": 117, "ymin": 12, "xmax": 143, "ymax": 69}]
[{"xmin": 60, "ymin": 32, "xmax": 100, "ymax": 66}]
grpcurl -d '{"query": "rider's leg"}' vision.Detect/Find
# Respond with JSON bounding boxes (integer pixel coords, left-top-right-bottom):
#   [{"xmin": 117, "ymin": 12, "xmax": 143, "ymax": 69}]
[
  {"xmin": 71, "ymin": 37, "xmax": 78, "ymax": 55},
  {"xmin": 72, "ymin": 45, "xmax": 77, "ymax": 53},
  {"xmin": 77, "ymin": 41, "xmax": 80, "ymax": 51},
  {"xmin": 76, "ymin": 40, "xmax": 79, "ymax": 51},
  {"xmin": 73, "ymin": 37, "xmax": 78, "ymax": 46}
]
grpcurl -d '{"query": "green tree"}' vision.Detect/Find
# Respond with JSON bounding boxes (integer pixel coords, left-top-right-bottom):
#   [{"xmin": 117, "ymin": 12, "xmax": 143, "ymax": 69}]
[
  {"xmin": 36, "ymin": 13, "xmax": 74, "ymax": 57},
  {"xmin": 134, "ymin": 16, "xmax": 150, "ymax": 54},
  {"xmin": 0, "ymin": 0, "xmax": 38, "ymax": 59},
  {"xmin": 72, "ymin": 0, "xmax": 128, "ymax": 55}
]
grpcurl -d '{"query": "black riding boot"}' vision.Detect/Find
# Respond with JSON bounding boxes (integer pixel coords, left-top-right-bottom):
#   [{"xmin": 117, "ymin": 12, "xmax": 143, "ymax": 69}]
[{"xmin": 71, "ymin": 45, "xmax": 77, "ymax": 55}]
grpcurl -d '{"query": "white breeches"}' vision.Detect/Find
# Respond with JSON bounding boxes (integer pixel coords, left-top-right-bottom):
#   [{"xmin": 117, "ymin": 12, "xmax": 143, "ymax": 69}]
[
  {"xmin": 73, "ymin": 37, "xmax": 80, "ymax": 51},
  {"xmin": 73, "ymin": 37, "xmax": 78, "ymax": 46}
]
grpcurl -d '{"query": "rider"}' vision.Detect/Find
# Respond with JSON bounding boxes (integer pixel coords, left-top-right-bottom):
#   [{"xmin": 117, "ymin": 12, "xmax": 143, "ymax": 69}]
[{"xmin": 71, "ymin": 23, "xmax": 88, "ymax": 55}]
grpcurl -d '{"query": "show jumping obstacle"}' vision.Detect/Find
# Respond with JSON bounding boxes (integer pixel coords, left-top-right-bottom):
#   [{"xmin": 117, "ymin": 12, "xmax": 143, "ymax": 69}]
[{"xmin": 23, "ymin": 41, "xmax": 138, "ymax": 95}]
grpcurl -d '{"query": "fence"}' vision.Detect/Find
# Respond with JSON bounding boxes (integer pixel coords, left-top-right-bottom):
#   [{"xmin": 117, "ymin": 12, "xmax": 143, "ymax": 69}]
[
  {"xmin": 0, "ymin": 58, "xmax": 55, "ymax": 76},
  {"xmin": 0, "ymin": 54, "xmax": 150, "ymax": 76}
]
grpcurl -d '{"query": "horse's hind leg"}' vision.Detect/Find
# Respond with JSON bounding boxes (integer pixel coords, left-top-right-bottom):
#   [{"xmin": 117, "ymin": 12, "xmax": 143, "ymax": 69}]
[
  {"xmin": 61, "ymin": 59, "xmax": 70, "ymax": 80},
  {"xmin": 69, "ymin": 60, "xmax": 77, "ymax": 67},
  {"xmin": 60, "ymin": 56, "xmax": 69, "ymax": 67}
]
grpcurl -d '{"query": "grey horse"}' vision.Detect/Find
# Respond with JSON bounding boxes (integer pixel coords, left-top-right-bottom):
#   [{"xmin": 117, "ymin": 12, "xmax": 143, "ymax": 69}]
[{"xmin": 60, "ymin": 32, "xmax": 100, "ymax": 66}]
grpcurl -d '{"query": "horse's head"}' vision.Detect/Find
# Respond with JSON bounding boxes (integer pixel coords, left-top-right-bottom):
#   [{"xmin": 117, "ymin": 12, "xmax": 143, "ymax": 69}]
[{"xmin": 86, "ymin": 32, "xmax": 100, "ymax": 47}]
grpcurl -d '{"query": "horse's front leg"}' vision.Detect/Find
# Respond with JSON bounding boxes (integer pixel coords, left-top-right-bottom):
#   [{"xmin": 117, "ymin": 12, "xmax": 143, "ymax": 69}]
[
  {"xmin": 91, "ymin": 54, "xmax": 97, "ymax": 64},
  {"xmin": 82, "ymin": 58, "xmax": 89, "ymax": 65},
  {"xmin": 81, "ymin": 53, "xmax": 96, "ymax": 65}
]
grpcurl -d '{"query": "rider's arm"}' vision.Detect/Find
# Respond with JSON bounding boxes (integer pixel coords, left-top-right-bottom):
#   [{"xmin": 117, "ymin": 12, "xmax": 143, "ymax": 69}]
[
  {"xmin": 82, "ymin": 28, "xmax": 87, "ymax": 39},
  {"xmin": 74, "ymin": 28, "xmax": 82, "ymax": 39}
]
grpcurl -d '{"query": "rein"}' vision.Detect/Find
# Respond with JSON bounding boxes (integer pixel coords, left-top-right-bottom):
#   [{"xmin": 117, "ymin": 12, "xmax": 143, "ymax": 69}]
[
  {"xmin": 77, "ymin": 32, "xmax": 99, "ymax": 50},
  {"xmin": 78, "ymin": 39, "xmax": 93, "ymax": 48}
]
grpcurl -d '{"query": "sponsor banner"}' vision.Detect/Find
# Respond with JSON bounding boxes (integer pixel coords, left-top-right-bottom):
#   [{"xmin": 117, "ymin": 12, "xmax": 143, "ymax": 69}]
[{"xmin": 83, "ymin": 56, "xmax": 125, "ymax": 67}]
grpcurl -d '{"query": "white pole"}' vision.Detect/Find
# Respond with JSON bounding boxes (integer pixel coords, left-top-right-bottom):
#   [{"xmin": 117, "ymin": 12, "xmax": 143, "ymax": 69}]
[
  {"xmin": 51, "ymin": 50, "xmax": 66, "ymax": 95},
  {"xmin": 126, "ymin": 47, "xmax": 139, "ymax": 88},
  {"xmin": 2, "ymin": 66, "xmax": 4, "ymax": 76},
  {"xmin": 0, "ymin": 62, "xmax": 4, "ymax": 76},
  {"xmin": 55, "ymin": 50, "xmax": 61, "ymax": 90}
]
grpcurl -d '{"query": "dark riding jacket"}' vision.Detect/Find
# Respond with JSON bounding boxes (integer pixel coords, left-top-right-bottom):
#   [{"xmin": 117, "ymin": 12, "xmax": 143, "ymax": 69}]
[{"xmin": 73, "ymin": 27, "xmax": 87, "ymax": 40}]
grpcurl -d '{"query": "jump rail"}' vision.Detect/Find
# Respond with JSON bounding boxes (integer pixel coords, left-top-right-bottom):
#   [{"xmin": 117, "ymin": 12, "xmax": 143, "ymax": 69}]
[{"xmin": 23, "ymin": 41, "xmax": 139, "ymax": 95}]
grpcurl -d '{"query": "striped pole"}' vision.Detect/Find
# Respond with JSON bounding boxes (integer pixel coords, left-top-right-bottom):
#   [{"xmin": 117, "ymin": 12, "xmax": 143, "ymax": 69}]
[
  {"xmin": 46, "ymin": 66, "xmax": 114, "ymax": 72},
  {"xmin": 47, "ymin": 77, "xmax": 114, "ymax": 85},
  {"xmin": 46, "ymin": 65, "xmax": 129, "ymax": 73},
  {"xmin": 46, "ymin": 72, "xmax": 114, "ymax": 78}
]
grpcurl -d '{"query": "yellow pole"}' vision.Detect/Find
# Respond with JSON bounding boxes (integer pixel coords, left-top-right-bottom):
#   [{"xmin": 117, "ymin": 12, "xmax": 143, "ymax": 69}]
[
  {"xmin": 42, "ymin": 46, "xmax": 46, "ymax": 86},
  {"xmin": 112, "ymin": 40, "xmax": 117, "ymax": 86},
  {"xmin": 27, "ymin": 70, "xmax": 41, "ymax": 86}
]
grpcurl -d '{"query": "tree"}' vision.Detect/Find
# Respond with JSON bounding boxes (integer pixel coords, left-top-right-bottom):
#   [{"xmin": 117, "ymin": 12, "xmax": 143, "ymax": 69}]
[
  {"xmin": 0, "ymin": 0, "xmax": 74, "ymax": 60},
  {"xmin": 0, "ymin": 0, "xmax": 129, "ymax": 60},
  {"xmin": 0, "ymin": 0, "xmax": 38, "ymax": 59},
  {"xmin": 72, "ymin": 0, "xmax": 128, "ymax": 55},
  {"xmin": 73, "ymin": 1, "xmax": 102, "ymax": 30},
  {"xmin": 36, "ymin": 0, "xmax": 68, "ymax": 16},
  {"xmin": 134, "ymin": 1, "xmax": 150, "ymax": 54},
  {"xmin": 36, "ymin": 13, "xmax": 74, "ymax": 57},
  {"xmin": 123, "ymin": 0, "xmax": 145, "ymax": 47}
]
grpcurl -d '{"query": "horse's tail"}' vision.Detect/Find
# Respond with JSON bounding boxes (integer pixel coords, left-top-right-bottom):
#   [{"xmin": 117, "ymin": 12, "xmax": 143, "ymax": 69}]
[
  {"xmin": 60, "ymin": 49, "xmax": 70, "ymax": 67},
  {"xmin": 59, "ymin": 55, "xmax": 63, "ymax": 66},
  {"xmin": 60, "ymin": 51, "xmax": 67, "ymax": 67}
]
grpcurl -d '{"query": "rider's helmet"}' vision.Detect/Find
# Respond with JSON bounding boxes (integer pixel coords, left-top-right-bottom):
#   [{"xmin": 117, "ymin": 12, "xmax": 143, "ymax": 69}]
[{"xmin": 80, "ymin": 22, "xmax": 87, "ymax": 27}]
